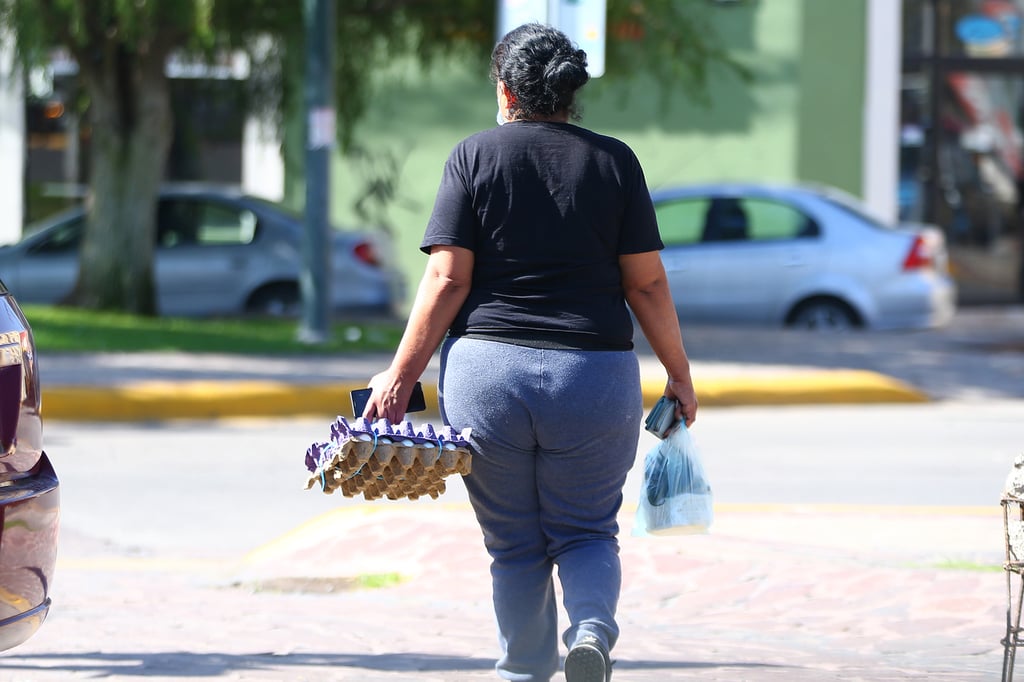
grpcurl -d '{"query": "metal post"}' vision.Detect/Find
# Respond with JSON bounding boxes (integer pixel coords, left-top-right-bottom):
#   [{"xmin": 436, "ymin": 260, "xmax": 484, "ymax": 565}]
[
  {"xmin": 924, "ymin": 0, "xmax": 944, "ymax": 228},
  {"xmin": 298, "ymin": 0, "xmax": 334, "ymax": 344}
]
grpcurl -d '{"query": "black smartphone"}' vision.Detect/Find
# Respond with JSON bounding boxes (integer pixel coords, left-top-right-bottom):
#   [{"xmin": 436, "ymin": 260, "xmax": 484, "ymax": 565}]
[{"xmin": 350, "ymin": 382, "xmax": 427, "ymax": 418}]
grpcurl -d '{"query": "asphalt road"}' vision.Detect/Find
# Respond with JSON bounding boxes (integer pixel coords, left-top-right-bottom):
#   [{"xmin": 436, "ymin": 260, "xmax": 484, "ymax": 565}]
[{"xmin": 45, "ymin": 400, "xmax": 1020, "ymax": 561}]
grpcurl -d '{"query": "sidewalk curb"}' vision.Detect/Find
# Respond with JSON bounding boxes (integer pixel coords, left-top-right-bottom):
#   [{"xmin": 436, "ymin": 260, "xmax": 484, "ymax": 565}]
[
  {"xmin": 42, "ymin": 369, "xmax": 928, "ymax": 421},
  {"xmin": 660, "ymin": 369, "xmax": 930, "ymax": 407}
]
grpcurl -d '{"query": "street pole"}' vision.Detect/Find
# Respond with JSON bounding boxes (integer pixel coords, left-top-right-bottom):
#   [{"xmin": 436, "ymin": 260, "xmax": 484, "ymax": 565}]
[
  {"xmin": 298, "ymin": 0, "xmax": 334, "ymax": 344},
  {"xmin": 924, "ymin": 0, "xmax": 944, "ymax": 228}
]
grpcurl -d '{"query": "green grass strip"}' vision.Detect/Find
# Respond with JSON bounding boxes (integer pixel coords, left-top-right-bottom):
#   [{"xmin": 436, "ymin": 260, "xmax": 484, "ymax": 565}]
[
  {"xmin": 356, "ymin": 572, "xmax": 406, "ymax": 589},
  {"xmin": 905, "ymin": 559, "xmax": 1004, "ymax": 572},
  {"xmin": 22, "ymin": 305, "xmax": 404, "ymax": 354}
]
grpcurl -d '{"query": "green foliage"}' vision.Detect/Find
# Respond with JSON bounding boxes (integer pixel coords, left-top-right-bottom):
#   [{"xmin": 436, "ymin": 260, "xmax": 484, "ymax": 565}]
[
  {"xmin": 13, "ymin": 0, "xmax": 742, "ymax": 150},
  {"xmin": 202, "ymin": 1, "xmax": 495, "ymax": 148},
  {"xmin": 2, "ymin": 0, "xmax": 742, "ymax": 165},
  {"xmin": 9, "ymin": 0, "xmax": 213, "ymax": 64},
  {"xmin": 606, "ymin": 0, "xmax": 751, "ymax": 104},
  {"xmin": 348, "ymin": 142, "xmax": 416, "ymax": 235}
]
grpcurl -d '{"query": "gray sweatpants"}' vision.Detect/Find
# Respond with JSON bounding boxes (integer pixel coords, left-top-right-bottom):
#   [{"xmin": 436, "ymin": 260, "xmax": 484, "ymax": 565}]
[{"xmin": 439, "ymin": 336, "xmax": 643, "ymax": 681}]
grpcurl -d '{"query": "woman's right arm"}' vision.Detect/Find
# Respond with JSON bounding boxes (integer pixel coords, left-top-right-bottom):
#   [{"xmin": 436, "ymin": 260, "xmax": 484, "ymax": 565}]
[
  {"xmin": 365, "ymin": 245, "xmax": 474, "ymax": 423},
  {"xmin": 619, "ymin": 250, "xmax": 698, "ymax": 426}
]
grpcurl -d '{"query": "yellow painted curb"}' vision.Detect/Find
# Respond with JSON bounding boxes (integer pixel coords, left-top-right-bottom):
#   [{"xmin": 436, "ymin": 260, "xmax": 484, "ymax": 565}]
[
  {"xmin": 675, "ymin": 369, "xmax": 928, "ymax": 406},
  {"xmin": 42, "ymin": 381, "xmax": 442, "ymax": 421},
  {"xmin": 42, "ymin": 369, "xmax": 927, "ymax": 421}
]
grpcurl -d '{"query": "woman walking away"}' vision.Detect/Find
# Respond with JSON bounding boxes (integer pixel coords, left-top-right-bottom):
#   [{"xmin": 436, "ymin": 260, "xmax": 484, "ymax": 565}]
[{"xmin": 363, "ymin": 22, "xmax": 698, "ymax": 682}]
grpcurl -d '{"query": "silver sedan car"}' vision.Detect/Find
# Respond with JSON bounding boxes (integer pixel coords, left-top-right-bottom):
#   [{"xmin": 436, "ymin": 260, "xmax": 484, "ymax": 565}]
[
  {"xmin": 0, "ymin": 186, "xmax": 405, "ymax": 318},
  {"xmin": 651, "ymin": 183, "xmax": 957, "ymax": 330}
]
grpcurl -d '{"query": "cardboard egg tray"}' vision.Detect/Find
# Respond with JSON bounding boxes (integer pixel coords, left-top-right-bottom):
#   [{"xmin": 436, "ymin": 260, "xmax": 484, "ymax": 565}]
[{"xmin": 304, "ymin": 416, "xmax": 472, "ymax": 501}]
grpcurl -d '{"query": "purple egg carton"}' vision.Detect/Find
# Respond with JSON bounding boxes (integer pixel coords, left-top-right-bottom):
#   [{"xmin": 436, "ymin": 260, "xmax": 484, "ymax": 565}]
[
  {"xmin": 305, "ymin": 416, "xmax": 472, "ymax": 473},
  {"xmin": 304, "ymin": 440, "xmax": 341, "ymax": 474},
  {"xmin": 332, "ymin": 415, "xmax": 472, "ymax": 448}
]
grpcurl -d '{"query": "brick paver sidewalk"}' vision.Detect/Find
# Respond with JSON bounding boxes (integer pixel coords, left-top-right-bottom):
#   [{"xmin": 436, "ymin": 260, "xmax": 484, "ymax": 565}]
[{"xmin": 4, "ymin": 505, "xmax": 1006, "ymax": 681}]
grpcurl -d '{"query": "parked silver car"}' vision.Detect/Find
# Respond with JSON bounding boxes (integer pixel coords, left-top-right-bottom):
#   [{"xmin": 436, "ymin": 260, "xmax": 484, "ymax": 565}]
[
  {"xmin": 651, "ymin": 183, "xmax": 957, "ymax": 330},
  {"xmin": 0, "ymin": 186, "xmax": 404, "ymax": 318}
]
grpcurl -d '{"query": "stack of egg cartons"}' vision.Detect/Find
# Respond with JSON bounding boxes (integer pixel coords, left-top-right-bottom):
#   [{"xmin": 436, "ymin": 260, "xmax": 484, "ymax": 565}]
[{"xmin": 304, "ymin": 417, "xmax": 472, "ymax": 501}]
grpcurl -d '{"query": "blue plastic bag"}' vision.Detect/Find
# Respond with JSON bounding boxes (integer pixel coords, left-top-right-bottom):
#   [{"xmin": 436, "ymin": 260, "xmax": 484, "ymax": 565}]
[{"xmin": 633, "ymin": 425, "xmax": 713, "ymax": 537}]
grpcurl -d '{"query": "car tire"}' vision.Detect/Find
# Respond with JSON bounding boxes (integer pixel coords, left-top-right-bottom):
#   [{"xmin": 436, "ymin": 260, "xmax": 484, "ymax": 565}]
[
  {"xmin": 246, "ymin": 283, "xmax": 301, "ymax": 318},
  {"xmin": 787, "ymin": 298, "xmax": 861, "ymax": 331}
]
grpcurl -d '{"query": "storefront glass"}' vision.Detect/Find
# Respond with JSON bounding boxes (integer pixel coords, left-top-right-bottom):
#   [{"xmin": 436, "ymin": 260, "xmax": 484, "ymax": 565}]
[{"xmin": 902, "ymin": 0, "xmax": 1024, "ymax": 302}]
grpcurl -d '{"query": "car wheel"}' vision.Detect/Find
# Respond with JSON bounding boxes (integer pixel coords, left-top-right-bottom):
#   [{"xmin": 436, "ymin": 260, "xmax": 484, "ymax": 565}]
[
  {"xmin": 246, "ymin": 284, "xmax": 301, "ymax": 318},
  {"xmin": 787, "ymin": 298, "xmax": 861, "ymax": 331}
]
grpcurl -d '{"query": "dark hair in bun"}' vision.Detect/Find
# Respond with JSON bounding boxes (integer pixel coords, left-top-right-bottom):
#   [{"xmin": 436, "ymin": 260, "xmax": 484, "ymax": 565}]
[{"xmin": 490, "ymin": 23, "xmax": 590, "ymax": 120}]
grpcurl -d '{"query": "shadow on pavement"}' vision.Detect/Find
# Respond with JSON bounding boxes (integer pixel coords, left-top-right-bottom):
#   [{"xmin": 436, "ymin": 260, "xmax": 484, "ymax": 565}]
[
  {"xmin": 1, "ymin": 650, "xmax": 496, "ymax": 675},
  {"xmin": 1, "ymin": 650, "xmax": 799, "ymax": 677}
]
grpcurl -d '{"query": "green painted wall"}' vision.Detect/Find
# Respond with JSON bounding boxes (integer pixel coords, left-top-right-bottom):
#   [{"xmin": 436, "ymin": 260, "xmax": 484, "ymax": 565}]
[
  {"xmin": 795, "ymin": 0, "xmax": 866, "ymax": 196},
  {"xmin": 584, "ymin": 1, "xmax": 800, "ymax": 188},
  {"xmin": 307, "ymin": 0, "xmax": 866, "ymax": 310}
]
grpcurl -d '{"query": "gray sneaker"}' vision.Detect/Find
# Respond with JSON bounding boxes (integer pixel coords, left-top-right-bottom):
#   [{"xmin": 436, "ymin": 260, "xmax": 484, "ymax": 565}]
[{"xmin": 565, "ymin": 635, "xmax": 611, "ymax": 682}]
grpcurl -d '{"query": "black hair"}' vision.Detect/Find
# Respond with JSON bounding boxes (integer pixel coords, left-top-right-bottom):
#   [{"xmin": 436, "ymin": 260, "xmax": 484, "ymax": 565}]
[{"xmin": 490, "ymin": 23, "xmax": 590, "ymax": 121}]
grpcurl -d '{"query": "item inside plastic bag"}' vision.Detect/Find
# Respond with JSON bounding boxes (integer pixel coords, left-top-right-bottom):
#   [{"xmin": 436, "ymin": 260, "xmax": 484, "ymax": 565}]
[{"xmin": 632, "ymin": 424, "xmax": 713, "ymax": 537}]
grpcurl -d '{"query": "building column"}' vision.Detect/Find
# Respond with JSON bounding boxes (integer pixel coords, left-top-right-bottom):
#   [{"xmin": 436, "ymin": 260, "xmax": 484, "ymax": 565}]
[
  {"xmin": 242, "ymin": 115, "xmax": 284, "ymax": 201},
  {"xmin": 862, "ymin": 0, "xmax": 902, "ymax": 223}
]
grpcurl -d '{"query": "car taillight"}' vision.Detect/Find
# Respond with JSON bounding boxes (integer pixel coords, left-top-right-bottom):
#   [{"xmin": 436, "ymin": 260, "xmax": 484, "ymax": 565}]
[
  {"xmin": 353, "ymin": 241, "xmax": 381, "ymax": 267},
  {"xmin": 902, "ymin": 235, "xmax": 933, "ymax": 270},
  {"xmin": 19, "ymin": 330, "xmax": 30, "ymax": 363},
  {"xmin": 18, "ymin": 329, "xmax": 39, "ymax": 412}
]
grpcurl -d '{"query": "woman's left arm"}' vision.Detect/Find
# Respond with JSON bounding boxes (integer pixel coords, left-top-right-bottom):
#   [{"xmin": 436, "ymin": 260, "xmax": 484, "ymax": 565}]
[
  {"xmin": 365, "ymin": 245, "xmax": 474, "ymax": 422},
  {"xmin": 620, "ymin": 250, "xmax": 698, "ymax": 426}
]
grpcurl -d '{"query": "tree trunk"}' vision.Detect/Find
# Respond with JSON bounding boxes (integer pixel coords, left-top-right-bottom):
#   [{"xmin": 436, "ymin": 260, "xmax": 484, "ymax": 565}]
[{"xmin": 69, "ymin": 45, "xmax": 173, "ymax": 316}]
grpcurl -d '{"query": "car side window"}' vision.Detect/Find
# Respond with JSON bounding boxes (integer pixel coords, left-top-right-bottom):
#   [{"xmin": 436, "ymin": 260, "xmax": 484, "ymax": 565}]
[
  {"xmin": 743, "ymin": 198, "xmax": 820, "ymax": 241},
  {"xmin": 157, "ymin": 200, "xmax": 257, "ymax": 248},
  {"xmin": 28, "ymin": 216, "xmax": 84, "ymax": 255},
  {"xmin": 701, "ymin": 197, "xmax": 750, "ymax": 242},
  {"xmin": 157, "ymin": 201, "xmax": 200, "ymax": 247},
  {"xmin": 196, "ymin": 204, "xmax": 257, "ymax": 245},
  {"xmin": 654, "ymin": 199, "xmax": 706, "ymax": 245}
]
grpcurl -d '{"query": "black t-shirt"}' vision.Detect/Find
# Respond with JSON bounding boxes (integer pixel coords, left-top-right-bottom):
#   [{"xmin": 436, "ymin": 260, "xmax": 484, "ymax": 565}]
[{"xmin": 421, "ymin": 121, "xmax": 663, "ymax": 350}]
